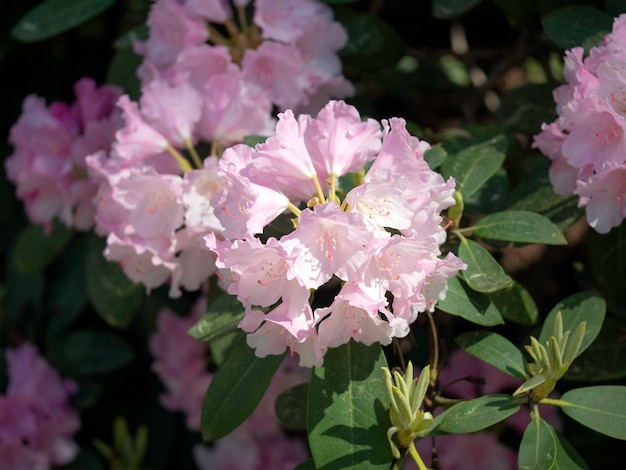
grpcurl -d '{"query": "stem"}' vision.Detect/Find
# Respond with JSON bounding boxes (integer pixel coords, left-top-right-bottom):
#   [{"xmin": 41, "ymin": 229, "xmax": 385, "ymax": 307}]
[
  {"xmin": 237, "ymin": 5, "xmax": 248, "ymax": 33},
  {"xmin": 207, "ymin": 25, "xmax": 231, "ymax": 47},
  {"xmin": 539, "ymin": 397, "xmax": 570, "ymax": 407},
  {"xmin": 311, "ymin": 174, "xmax": 327, "ymax": 204},
  {"xmin": 392, "ymin": 338, "xmax": 407, "ymax": 371},
  {"xmin": 408, "ymin": 442, "xmax": 428, "ymax": 470},
  {"xmin": 165, "ymin": 144, "xmax": 193, "ymax": 172},
  {"xmin": 425, "ymin": 310, "xmax": 439, "ymax": 384},
  {"xmin": 184, "ymin": 138, "xmax": 203, "ymax": 169},
  {"xmin": 223, "ymin": 18, "xmax": 240, "ymax": 40},
  {"xmin": 434, "ymin": 396, "xmax": 463, "ymax": 407}
]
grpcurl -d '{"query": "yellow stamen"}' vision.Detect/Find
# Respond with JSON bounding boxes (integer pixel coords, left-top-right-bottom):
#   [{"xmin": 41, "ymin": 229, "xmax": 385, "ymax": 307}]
[
  {"xmin": 166, "ymin": 144, "xmax": 193, "ymax": 173},
  {"xmin": 311, "ymin": 174, "xmax": 326, "ymax": 204},
  {"xmin": 184, "ymin": 138, "xmax": 203, "ymax": 169}
]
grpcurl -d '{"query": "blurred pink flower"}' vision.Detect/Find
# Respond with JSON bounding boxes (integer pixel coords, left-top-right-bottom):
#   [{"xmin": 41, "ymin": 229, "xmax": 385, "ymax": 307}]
[{"xmin": 0, "ymin": 344, "xmax": 80, "ymax": 469}]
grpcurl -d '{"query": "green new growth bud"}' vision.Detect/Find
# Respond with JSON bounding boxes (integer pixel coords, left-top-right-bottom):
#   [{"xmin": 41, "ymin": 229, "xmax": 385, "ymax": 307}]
[
  {"xmin": 382, "ymin": 363, "xmax": 433, "ymax": 460},
  {"xmin": 448, "ymin": 191, "xmax": 464, "ymax": 228},
  {"xmin": 514, "ymin": 315, "xmax": 586, "ymax": 402}
]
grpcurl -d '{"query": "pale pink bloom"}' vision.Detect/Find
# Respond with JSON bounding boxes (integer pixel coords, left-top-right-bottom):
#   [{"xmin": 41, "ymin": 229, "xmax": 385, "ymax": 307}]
[
  {"xmin": 113, "ymin": 96, "xmax": 171, "ymax": 165},
  {"xmin": 150, "ymin": 301, "xmax": 212, "ymax": 430},
  {"xmin": 242, "ymin": 42, "xmax": 309, "ymax": 110},
  {"xmin": 182, "ymin": 157, "xmax": 225, "ymax": 233},
  {"xmin": 576, "ymin": 162, "xmax": 626, "ymax": 233},
  {"xmin": 293, "ymin": 76, "xmax": 355, "ymax": 116},
  {"xmin": 279, "ymin": 202, "xmax": 374, "ymax": 289},
  {"xmin": 6, "ymin": 79, "xmax": 121, "ymax": 231},
  {"xmin": 304, "ymin": 100, "xmax": 383, "ymax": 180},
  {"xmin": 296, "ymin": 15, "xmax": 348, "ymax": 82},
  {"xmin": 1, "ymin": 344, "xmax": 80, "ymax": 469},
  {"xmin": 198, "ymin": 70, "xmax": 275, "ymax": 147},
  {"xmin": 137, "ymin": 0, "xmax": 208, "ymax": 67},
  {"xmin": 181, "ymin": 0, "xmax": 232, "ymax": 22},
  {"xmin": 104, "ymin": 233, "xmax": 180, "ymax": 296},
  {"xmin": 254, "ymin": 0, "xmax": 325, "ymax": 42},
  {"xmin": 139, "ymin": 78, "xmax": 202, "ymax": 147},
  {"xmin": 316, "ymin": 282, "xmax": 394, "ymax": 348},
  {"xmin": 172, "ymin": 228, "xmax": 218, "ymax": 296},
  {"xmin": 252, "ymin": 110, "xmax": 319, "ymax": 201}
]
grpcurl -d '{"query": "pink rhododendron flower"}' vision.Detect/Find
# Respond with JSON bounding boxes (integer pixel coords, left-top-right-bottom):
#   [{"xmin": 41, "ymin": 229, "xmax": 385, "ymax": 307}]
[
  {"xmin": 6, "ymin": 78, "xmax": 121, "ymax": 231},
  {"xmin": 204, "ymin": 100, "xmax": 465, "ymax": 366},
  {"xmin": 0, "ymin": 344, "xmax": 80, "ymax": 469},
  {"xmin": 534, "ymin": 13, "xmax": 626, "ymax": 233}
]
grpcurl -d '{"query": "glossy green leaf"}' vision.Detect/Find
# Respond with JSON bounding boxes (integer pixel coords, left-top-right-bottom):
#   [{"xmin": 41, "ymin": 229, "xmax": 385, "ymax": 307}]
[
  {"xmin": 486, "ymin": 282, "xmax": 538, "ymax": 325},
  {"xmin": 456, "ymin": 331, "xmax": 527, "ymax": 379},
  {"xmin": 433, "ymin": 0, "xmax": 484, "ymax": 18},
  {"xmin": 424, "ymin": 146, "xmax": 447, "ymax": 170},
  {"xmin": 538, "ymin": 291, "xmax": 606, "ymax": 359},
  {"xmin": 560, "ymin": 386, "xmax": 626, "ymax": 440},
  {"xmin": 275, "ymin": 382, "xmax": 309, "ymax": 430},
  {"xmin": 471, "ymin": 210, "xmax": 566, "ymax": 245},
  {"xmin": 458, "ymin": 238, "xmax": 513, "ymax": 293},
  {"xmin": 441, "ymin": 138, "xmax": 506, "ymax": 199},
  {"xmin": 49, "ymin": 330, "xmax": 134, "ymax": 375},
  {"xmin": 519, "ymin": 416, "xmax": 589, "ymax": 470},
  {"xmin": 243, "ymin": 135, "xmax": 269, "ymax": 147},
  {"xmin": 308, "ymin": 341, "xmax": 392, "ymax": 470},
  {"xmin": 107, "ymin": 48, "xmax": 142, "ymax": 101},
  {"xmin": 47, "ymin": 236, "xmax": 89, "ymax": 337},
  {"xmin": 14, "ymin": 222, "xmax": 72, "ymax": 273},
  {"xmin": 587, "ymin": 225, "xmax": 626, "ymax": 316},
  {"xmin": 565, "ymin": 317, "xmax": 626, "ymax": 382},
  {"xmin": 496, "ymin": 84, "xmax": 556, "ymax": 134},
  {"xmin": 12, "ymin": 0, "xmax": 117, "ymax": 42},
  {"xmin": 542, "ymin": 6, "xmax": 613, "ymax": 51},
  {"xmin": 85, "ymin": 237, "xmax": 143, "ymax": 329},
  {"xmin": 436, "ymin": 276, "xmax": 504, "ymax": 326},
  {"xmin": 202, "ymin": 333, "xmax": 284, "ymax": 441},
  {"xmin": 436, "ymin": 394, "xmax": 520, "ymax": 434},
  {"xmin": 188, "ymin": 293, "xmax": 244, "ymax": 342},
  {"xmin": 294, "ymin": 460, "xmax": 317, "ymax": 470}
]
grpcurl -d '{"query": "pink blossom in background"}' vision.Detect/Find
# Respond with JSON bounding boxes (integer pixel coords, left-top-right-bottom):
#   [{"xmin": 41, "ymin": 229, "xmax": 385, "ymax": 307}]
[
  {"xmin": 0, "ymin": 343, "xmax": 80, "ymax": 469},
  {"xmin": 204, "ymin": 100, "xmax": 465, "ymax": 366},
  {"xmin": 5, "ymin": 78, "xmax": 122, "ymax": 231},
  {"xmin": 137, "ymin": 0, "xmax": 353, "ymax": 114},
  {"xmin": 149, "ymin": 300, "xmax": 310, "ymax": 468},
  {"xmin": 533, "ymin": 13, "xmax": 626, "ymax": 233}
]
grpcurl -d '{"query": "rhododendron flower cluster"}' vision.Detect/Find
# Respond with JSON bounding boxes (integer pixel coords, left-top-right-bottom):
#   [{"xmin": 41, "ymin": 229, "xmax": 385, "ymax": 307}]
[
  {"xmin": 136, "ymin": 0, "xmax": 354, "ymax": 116},
  {"xmin": 150, "ymin": 301, "xmax": 310, "ymax": 469},
  {"xmin": 533, "ymin": 14, "xmax": 626, "ymax": 233},
  {"xmin": 0, "ymin": 343, "xmax": 80, "ymax": 469},
  {"xmin": 5, "ymin": 78, "xmax": 122, "ymax": 232},
  {"xmin": 205, "ymin": 100, "xmax": 465, "ymax": 367}
]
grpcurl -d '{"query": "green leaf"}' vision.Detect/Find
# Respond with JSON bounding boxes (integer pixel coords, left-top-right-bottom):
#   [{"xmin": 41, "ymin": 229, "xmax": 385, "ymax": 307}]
[
  {"xmin": 433, "ymin": 0, "xmax": 484, "ymax": 18},
  {"xmin": 436, "ymin": 276, "xmax": 504, "ymax": 326},
  {"xmin": 565, "ymin": 316, "xmax": 626, "ymax": 382},
  {"xmin": 435, "ymin": 394, "xmax": 520, "ymax": 434},
  {"xmin": 542, "ymin": 6, "xmax": 613, "ymax": 51},
  {"xmin": 424, "ymin": 146, "xmax": 447, "ymax": 170},
  {"xmin": 495, "ymin": 84, "xmax": 556, "ymax": 134},
  {"xmin": 587, "ymin": 225, "xmax": 626, "ymax": 316},
  {"xmin": 308, "ymin": 341, "xmax": 392, "ymax": 470},
  {"xmin": 107, "ymin": 48, "xmax": 142, "ymax": 101},
  {"xmin": 86, "ymin": 237, "xmax": 143, "ymax": 329},
  {"xmin": 47, "ymin": 236, "xmax": 89, "ymax": 337},
  {"xmin": 14, "ymin": 222, "xmax": 73, "ymax": 273},
  {"xmin": 243, "ymin": 135, "xmax": 269, "ymax": 147},
  {"xmin": 441, "ymin": 138, "xmax": 506, "ymax": 199},
  {"xmin": 49, "ymin": 330, "xmax": 134, "ymax": 375},
  {"xmin": 538, "ymin": 291, "xmax": 606, "ymax": 359},
  {"xmin": 11, "ymin": 0, "xmax": 117, "ymax": 42},
  {"xmin": 458, "ymin": 238, "xmax": 513, "ymax": 293},
  {"xmin": 201, "ymin": 333, "xmax": 284, "ymax": 442},
  {"xmin": 275, "ymin": 382, "xmax": 309, "ymax": 430},
  {"xmin": 560, "ymin": 386, "xmax": 626, "ymax": 440},
  {"xmin": 456, "ymin": 331, "xmax": 527, "ymax": 379},
  {"xmin": 486, "ymin": 282, "xmax": 538, "ymax": 325},
  {"xmin": 293, "ymin": 460, "xmax": 317, "ymax": 470},
  {"xmin": 188, "ymin": 293, "xmax": 244, "ymax": 342},
  {"xmin": 471, "ymin": 210, "xmax": 566, "ymax": 245},
  {"xmin": 519, "ymin": 416, "xmax": 589, "ymax": 470}
]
